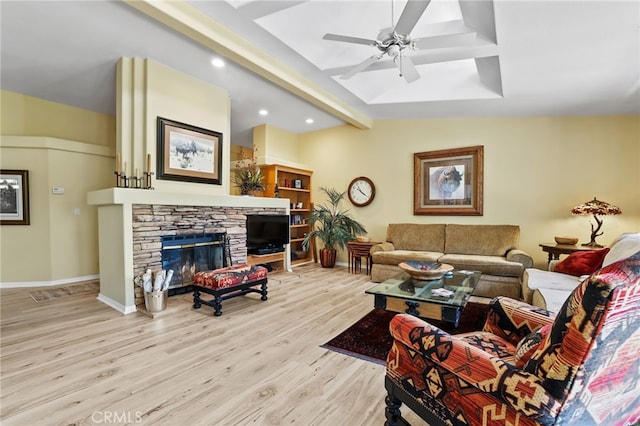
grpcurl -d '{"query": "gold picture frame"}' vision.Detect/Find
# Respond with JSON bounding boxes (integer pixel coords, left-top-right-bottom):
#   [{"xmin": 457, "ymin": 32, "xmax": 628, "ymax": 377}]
[
  {"xmin": 414, "ymin": 146, "xmax": 483, "ymax": 215},
  {"xmin": 0, "ymin": 169, "xmax": 30, "ymax": 225},
  {"xmin": 157, "ymin": 117, "xmax": 223, "ymax": 185}
]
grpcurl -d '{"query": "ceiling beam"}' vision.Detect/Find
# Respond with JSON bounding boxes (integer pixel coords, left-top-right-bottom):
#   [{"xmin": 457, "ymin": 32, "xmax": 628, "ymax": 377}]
[{"xmin": 124, "ymin": 0, "xmax": 372, "ymax": 130}]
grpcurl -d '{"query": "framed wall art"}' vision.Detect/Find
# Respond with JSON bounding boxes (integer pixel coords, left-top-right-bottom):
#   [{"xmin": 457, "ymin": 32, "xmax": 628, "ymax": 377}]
[
  {"xmin": 0, "ymin": 169, "xmax": 30, "ymax": 225},
  {"xmin": 414, "ymin": 146, "xmax": 484, "ymax": 215},
  {"xmin": 157, "ymin": 117, "xmax": 223, "ymax": 185}
]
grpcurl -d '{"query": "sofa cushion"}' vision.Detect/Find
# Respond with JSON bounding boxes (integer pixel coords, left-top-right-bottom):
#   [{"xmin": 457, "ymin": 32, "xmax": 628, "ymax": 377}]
[
  {"xmin": 444, "ymin": 224, "xmax": 519, "ymax": 256},
  {"xmin": 438, "ymin": 253, "xmax": 524, "ymax": 276},
  {"xmin": 371, "ymin": 250, "xmax": 443, "ymax": 266},
  {"xmin": 554, "ymin": 248, "xmax": 610, "ymax": 276},
  {"xmin": 602, "ymin": 232, "xmax": 640, "ymax": 267},
  {"xmin": 386, "ymin": 223, "xmax": 445, "ymax": 252}
]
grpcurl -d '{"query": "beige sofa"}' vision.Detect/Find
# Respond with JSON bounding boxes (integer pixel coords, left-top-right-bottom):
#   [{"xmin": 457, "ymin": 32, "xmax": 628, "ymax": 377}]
[
  {"xmin": 522, "ymin": 232, "xmax": 640, "ymax": 312},
  {"xmin": 370, "ymin": 224, "xmax": 533, "ymax": 299}
]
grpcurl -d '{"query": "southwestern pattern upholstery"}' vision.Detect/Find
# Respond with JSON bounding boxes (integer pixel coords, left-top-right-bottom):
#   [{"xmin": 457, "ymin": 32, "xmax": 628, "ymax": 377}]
[
  {"xmin": 385, "ymin": 251, "xmax": 640, "ymax": 426},
  {"xmin": 192, "ymin": 264, "xmax": 268, "ymax": 316}
]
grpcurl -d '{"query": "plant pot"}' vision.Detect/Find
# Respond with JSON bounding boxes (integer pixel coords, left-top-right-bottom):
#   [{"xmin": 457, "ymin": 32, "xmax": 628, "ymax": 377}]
[{"xmin": 319, "ymin": 248, "xmax": 337, "ymax": 268}]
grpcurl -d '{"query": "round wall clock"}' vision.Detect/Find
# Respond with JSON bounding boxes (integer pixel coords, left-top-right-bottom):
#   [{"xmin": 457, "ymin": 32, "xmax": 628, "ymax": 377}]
[{"xmin": 348, "ymin": 176, "xmax": 375, "ymax": 207}]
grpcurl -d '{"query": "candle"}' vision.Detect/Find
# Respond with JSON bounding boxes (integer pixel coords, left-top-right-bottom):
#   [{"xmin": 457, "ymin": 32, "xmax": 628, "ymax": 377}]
[
  {"xmin": 124, "ymin": 161, "xmax": 127, "ymax": 176},
  {"xmin": 147, "ymin": 153, "xmax": 151, "ymax": 174},
  {"xmin": 135, "ymin": 168, "xmax": 138, "ymax": 178},
  {"xmin": 116, "ymin": 152, "xmax": 121, "ymax": 174}
]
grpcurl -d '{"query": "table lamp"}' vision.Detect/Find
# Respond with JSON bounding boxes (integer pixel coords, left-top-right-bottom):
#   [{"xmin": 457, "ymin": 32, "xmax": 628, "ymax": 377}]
[{"xmin": 571, "ymin": 197, "xmax": 622, "ymax": 247}]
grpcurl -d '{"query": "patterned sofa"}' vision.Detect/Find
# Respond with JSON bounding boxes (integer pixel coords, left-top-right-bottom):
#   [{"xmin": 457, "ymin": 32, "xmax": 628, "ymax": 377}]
[
  {"xmin": 384, "ymin": 250, "xmax": 640, "ymax": 426},
  {"xmin": 370, "ymin": 224, "xmax": 533, "ymax": 299}
]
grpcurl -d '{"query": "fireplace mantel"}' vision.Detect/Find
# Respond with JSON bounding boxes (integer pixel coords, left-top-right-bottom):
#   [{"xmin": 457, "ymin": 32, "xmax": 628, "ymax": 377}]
[{"xmin": 88, "ymin": 188, "xmax": 290, "ymax": 314}]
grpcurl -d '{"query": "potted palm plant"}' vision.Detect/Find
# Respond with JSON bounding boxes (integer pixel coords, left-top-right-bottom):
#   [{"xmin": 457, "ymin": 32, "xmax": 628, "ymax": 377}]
[{"xmin": 302, "ymin": 187, "xmax": 367, "ymax": 268}]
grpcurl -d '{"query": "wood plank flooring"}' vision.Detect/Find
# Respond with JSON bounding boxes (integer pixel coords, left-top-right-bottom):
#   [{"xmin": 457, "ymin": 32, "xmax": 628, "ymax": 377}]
[{"xmin": 0, "ymin": 264, "xmax": 424, "ymax": 426}]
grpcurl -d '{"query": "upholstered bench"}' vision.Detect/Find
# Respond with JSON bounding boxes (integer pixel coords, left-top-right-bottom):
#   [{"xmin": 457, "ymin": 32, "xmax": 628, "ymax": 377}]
[{"xmin": 192, "ymin": 264, "xmax": 268, "ymax": 316}]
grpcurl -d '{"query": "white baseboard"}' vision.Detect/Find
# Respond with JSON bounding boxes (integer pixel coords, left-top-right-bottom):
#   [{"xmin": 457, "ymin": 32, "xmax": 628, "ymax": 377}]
[
  {"xmin": 96, "ymin": 293, "xmax": 137, "ymax": 315},
  {"xmin": 0, "ymin": 274, "xmax": 100, "ymax": 289}
]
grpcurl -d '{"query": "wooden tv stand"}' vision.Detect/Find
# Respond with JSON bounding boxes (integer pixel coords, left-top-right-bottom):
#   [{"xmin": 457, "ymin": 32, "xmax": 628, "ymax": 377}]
[{"xmin": 247, "ymin": 252, "xmax": 285, "ymax": 271}]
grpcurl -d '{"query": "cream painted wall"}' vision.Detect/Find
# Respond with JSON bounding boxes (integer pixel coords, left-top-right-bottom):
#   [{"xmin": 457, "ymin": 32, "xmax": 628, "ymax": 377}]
[
  {"xmin": 143, "ymin": 60, "xmax": 231, "ymax": 194},
  {"xmin": 299, "ymin": 116, "xmax": 640, "ymax": 268},
  {"xmin": 0, "ymin": 137, "xmax": 113, "ymax": 283},
  {"xmin": 1, "ymin": 90, "xmax": 115, "ymax": 146},
  {"xmin": 253, "ymin": 124, "xmax": 300, "ymax": 166}
]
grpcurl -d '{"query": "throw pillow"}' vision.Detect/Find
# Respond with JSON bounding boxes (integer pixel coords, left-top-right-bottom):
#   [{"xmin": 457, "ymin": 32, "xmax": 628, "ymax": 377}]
[
  {"xmin": 554, "ymin": 248, "xmax": 610, "ymax": 276},
  {"xmin": 514, "ymin": 324, "xmax": 551, "ymax": 368}
]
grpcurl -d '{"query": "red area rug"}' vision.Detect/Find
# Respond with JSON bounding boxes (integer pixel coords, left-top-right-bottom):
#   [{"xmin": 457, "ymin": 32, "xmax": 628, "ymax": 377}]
[{"xmin": 321, "ymin": 302, "xmax": 490, "ymax": 365}]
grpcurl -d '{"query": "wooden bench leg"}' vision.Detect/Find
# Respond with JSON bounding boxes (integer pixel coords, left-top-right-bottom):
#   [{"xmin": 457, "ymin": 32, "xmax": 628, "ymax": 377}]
[
  {"xmin": 260, "ymin": 281, "xmax": 268, "ymax": 300},
  {"xmin": 193, "ymin": 289, "xmax": 202, "ymax": 309},
  {"xmin": 213, "ymin": 294, "xmax": 223, "ymax": 316}
]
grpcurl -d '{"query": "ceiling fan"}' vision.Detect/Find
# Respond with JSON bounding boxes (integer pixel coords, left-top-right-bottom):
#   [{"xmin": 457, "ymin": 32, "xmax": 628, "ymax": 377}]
[{"xmin": 322, "ymin": 0, "xmax": 473, "ymax": 83}]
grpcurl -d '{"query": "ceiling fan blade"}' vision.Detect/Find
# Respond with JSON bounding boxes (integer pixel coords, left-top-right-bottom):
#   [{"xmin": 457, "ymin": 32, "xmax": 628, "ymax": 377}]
[
  {"xmin": 340, "ymin": 54, "xmax": 383, "ymax": 80},
  {"xmin": 394, "ymin": 0, "xmax": 431, "ymax": 35},
  {"xmin": 398, "ymin": 54, "xmax": 420, "ymax": 83},
  {"xmin": 323, "ymin": 33, "xmax": 376, "ymax": 46},
  {"xmin": 413, "ymin": 32, "xmax": 478, "ymax": 50}
]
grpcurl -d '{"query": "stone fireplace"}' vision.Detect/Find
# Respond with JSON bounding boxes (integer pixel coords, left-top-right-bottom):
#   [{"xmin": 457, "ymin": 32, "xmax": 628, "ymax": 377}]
[{"xmin": 87, "ymin": 188, "xmax": 290, "ymax": 314}]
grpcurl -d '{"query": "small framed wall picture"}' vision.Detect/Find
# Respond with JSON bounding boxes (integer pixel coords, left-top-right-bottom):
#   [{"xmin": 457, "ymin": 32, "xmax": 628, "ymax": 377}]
[
  {"xmin": 0, "ymin": 170, "xmax": 30, "ymax": 225},
  {"xmin": 294, "ymin": 179, "xmax": 302, "ymax": 189}
]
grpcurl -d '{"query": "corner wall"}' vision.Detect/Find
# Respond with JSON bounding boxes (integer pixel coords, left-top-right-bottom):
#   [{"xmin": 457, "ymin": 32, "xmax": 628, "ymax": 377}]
[
  {"xmin": 299, "ymin": 115, "xmax": 640, "ymax": 268},
  {"xmin": 0, "ymin": 137, "xmax": 113, "ymax": 283}
]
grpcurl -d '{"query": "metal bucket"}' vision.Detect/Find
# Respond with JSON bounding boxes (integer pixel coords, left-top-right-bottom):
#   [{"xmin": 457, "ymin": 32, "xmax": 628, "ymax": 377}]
[{"xmin": 144, "ymin": 290, "xmax": 167, "ymax": 313}]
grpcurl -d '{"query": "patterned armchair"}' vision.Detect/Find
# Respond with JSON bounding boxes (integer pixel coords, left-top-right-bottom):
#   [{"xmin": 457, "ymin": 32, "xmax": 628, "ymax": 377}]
[{"xmin": 385, "ymin": 251, "xmax": 640, "ymax": 426}]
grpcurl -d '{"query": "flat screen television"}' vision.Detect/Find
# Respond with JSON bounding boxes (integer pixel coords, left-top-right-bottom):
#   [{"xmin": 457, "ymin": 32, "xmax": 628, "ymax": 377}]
[{"xmin": 246, "ymin": 214, "xmax": 290, "ymax": 254}]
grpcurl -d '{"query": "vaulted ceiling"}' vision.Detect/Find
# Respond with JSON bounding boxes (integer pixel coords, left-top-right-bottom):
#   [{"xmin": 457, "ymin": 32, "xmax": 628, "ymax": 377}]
[{"xmin": 2, "ymin": 1, "xmax": 638, "ymax": 147}]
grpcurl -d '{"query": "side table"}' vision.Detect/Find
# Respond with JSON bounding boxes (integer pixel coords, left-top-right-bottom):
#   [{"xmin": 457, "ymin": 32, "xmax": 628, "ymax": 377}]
[
  {"xmin": 539, "ymin": 243, "xmax": 599, "ymax": 263},
  {"xmin": 347, "ymin": 241, "xmax": 379, "ymax": 275}
]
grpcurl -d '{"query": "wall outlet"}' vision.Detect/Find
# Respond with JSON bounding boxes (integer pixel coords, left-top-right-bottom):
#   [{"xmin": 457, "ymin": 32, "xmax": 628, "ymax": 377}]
[{"xmin": 73, "ymin": 208, "xmax": 81, "ymax": 216}]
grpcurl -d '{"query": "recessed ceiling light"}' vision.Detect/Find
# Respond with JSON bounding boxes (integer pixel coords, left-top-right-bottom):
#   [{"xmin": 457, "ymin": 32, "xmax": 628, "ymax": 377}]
[
  {"xmin": 305, "ymin": 118, "xmax": 314, "ymax": 124},
  {"xmin": 259, "ymin": 109, "xmax": 268, "ymax": 116},
  {"xmin": 211, "ymin": 57, "xmax": 225, "ymax": 68}
]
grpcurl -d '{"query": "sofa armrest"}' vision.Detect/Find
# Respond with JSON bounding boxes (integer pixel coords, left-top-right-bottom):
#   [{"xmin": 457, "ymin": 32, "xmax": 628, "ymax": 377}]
[
  {"xmin": 482, "ymin": 296, "xmax": 555, "ymax": 346},
  {"xmin": 506, "ymin": 249, "xmax": 533, "ymax": 269},
  {"xmin": 370, "ymin": 242, "xmax": 395, "ymax": 255},
  {"xmin": 548, "ymin": 260, "xmax": 561, "ymax": 271},
  {"xmin": 388, "ymin": 314, "xmax": 561, "ymax": 422}
]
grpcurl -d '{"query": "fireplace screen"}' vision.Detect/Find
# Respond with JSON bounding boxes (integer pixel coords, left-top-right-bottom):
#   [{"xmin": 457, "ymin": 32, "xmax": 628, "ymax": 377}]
[{"xmin": 161, "ymin": 233, "xmax": 226, "ymax": 292}]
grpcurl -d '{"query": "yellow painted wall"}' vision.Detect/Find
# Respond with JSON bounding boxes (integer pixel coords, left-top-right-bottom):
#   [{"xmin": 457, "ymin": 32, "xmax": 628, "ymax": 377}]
[
  {"xmin": 143, "ymin": 60, "xmax": 231, "ymax": 194},
  {"xmin": 253, "ymin": 124, "xmax": 300, "ymax": 165},
  {"xmin": 1, "ymin": 90, "xmax": 115, "ymax": 146},
  {"xmin": 299, "ymin": 116, "xmax": 640, "ymax": 268},
  {"xmin": 0, "ymin": 137, "xmax": 113, "ymax": 283}
]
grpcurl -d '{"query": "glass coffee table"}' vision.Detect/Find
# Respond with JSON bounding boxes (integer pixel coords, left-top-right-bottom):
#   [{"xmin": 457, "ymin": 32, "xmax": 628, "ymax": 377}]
[{"xmin": 365, "ymin": 269, "xmax": 481, "ymax": 327}]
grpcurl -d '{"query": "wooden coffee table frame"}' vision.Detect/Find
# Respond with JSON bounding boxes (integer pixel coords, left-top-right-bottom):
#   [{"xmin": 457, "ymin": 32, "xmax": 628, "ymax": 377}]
[{"xmin": 366, "ymin": 271, "xmax": 481, "ymax": 327}]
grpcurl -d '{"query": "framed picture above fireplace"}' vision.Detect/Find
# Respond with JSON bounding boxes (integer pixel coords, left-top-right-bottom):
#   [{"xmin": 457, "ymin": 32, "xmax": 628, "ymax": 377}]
[
  {"xmin": 0, "ymin": 169, "xmax": 30, "ymax": 225},
  {"xmin": 156, "ymin": 117, "xmax": 223, "ymax": 185}
]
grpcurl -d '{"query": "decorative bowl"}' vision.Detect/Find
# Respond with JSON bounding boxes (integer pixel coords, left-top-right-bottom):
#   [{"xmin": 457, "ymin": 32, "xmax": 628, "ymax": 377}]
[
  {"xmin": 355, "ymin": 236, "xmax": 371, "ymax": 242},
  {"xmin": 399, "ymin": 261, "xmax": 454, "ymax": 281},
  {"xmin": 554, "ymin": 236, "xmax": 579, "ymax": 245}
]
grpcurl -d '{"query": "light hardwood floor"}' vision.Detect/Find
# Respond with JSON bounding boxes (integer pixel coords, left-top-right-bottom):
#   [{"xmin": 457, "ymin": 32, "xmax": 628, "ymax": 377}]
[{"xmin": 1, "ymin": 264, "xmax": 424, "ymax": 426}]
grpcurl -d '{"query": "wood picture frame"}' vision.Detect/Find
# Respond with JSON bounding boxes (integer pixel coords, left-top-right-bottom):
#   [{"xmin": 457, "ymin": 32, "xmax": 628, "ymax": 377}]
[
  {"xmin": 0, "ymin": 169, "xmax": 30, "ymax": 225},
  {"xmin": 414, "ymin": 146, "xmax": 483, "ymax": 215},
  {"xmin": 157, "ymin": 117, "xmax": 223, "ymax": 185}
]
